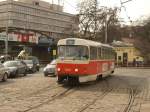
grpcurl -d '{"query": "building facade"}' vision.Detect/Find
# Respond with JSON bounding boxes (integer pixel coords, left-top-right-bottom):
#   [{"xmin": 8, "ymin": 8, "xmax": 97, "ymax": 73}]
[
  {"xmin": 0, "ymin": 0, "xmax": 78, "ymax": 62},
  {"xmin": 112, "ymin": 41, "xmax": 143, "ymax": 66}
]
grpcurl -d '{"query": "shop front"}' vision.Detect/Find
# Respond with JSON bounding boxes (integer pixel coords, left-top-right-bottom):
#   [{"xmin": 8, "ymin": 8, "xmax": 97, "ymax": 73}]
[{"xmin": 0, "ymin": 32, "xmax": 56, "ymax": 63}]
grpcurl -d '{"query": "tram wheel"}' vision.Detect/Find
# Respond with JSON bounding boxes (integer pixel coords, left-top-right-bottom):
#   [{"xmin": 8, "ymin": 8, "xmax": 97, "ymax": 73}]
[
  {"xmin": 96, "ymin": 75, "xmax": 102, "ymax": 81},
  {"xmin": 68, "ymin": 76, "xmax": 79, "ymax": 86},
  {"xmin": 57, "ymin": 76, "xmax": 64, "ymax": 84}
]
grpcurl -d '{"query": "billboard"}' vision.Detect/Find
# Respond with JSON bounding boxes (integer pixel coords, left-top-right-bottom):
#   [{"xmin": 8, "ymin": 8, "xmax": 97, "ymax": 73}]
[{"xmin": 0, "ymin": 32, "xmax": 38, "ymax": 44}]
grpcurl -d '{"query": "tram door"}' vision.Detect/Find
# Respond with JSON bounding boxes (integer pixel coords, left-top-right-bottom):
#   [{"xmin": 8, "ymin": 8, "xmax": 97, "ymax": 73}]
[{"xmin": 123, "ymin": 53, "xmax": 128, "ymax": 66}]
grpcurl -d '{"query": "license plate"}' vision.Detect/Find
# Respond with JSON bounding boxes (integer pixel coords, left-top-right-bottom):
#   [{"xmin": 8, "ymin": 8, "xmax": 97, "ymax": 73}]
[{"xmin": 65, "ymin": 68, "xmax": 71, "ymax": 72}]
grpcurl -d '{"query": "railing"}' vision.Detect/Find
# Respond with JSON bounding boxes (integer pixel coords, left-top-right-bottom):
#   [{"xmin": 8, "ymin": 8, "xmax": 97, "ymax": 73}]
[{"xmin": 115, "ymin": 62, "xmax": 150, "ymax": 67}]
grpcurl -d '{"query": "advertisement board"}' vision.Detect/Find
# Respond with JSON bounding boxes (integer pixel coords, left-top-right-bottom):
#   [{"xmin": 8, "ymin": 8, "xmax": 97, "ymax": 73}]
[{"xmin": 0, "ymin": 32, "xmax": 38, "ymax": 44}]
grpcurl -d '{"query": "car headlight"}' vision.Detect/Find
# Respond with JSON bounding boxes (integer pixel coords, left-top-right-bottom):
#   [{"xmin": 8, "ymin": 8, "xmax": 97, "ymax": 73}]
[
  {"xmin": 57, "ymin": 68, "xmax": 61, "ymax": 71},
  {"xmin": 29, "ymin": 66, "xmax": 33, "ymax": 69},
  {"xmin": 75, "ymin": 68, "xmax": 78, "ymax": 72},
  {"xmin": 43, "ymin": 68, "xmax": 46, "ymax": 71}
]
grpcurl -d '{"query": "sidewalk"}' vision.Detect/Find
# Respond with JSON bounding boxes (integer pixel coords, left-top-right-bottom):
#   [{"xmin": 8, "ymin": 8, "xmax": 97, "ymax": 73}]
[{"xmin": 116, "ymin": 66, "xmax": 150, "ymax": 69}]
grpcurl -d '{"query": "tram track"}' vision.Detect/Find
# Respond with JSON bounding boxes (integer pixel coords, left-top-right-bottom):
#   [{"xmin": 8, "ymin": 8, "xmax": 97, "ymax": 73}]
[
  {"xmin": 1, "ymin": 71, "xmax": 150, "ymax": 112},
  {"xmin": 115, "ymin": 76, "xmax": 148, "ymax": 112},
  {"xmin": 76, "ymin": 79, "xmax": 113, "ymax": 112},
  {"xmin": 22, "ymin": 80, "xmax": 111, "ymax": 112},
  {"xmin": 77, "ymin": 88, "xmax": 112, "ymax": 112},
  {"xmin": 0, "ymin": 83, "xmax": 60, "ymax": 103},
  {"xmin": 76, "ymin": 75, "xmax": 148, "ymax": 112},
  {"xmin": 0, "ymin": 83, "xmax": 75, "ymax": 109},
  {"xmin": 21, "ymin": 87, "xmax": 74, "ymax": 112},
  {"xmin": 123, "ymin": 88, "xmax": 137, "ymax": 112}
]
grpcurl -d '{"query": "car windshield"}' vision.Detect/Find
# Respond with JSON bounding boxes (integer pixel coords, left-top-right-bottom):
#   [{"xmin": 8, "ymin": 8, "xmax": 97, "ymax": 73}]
[
  {"xmin": 27, "ymin": 56, "xmax": 39, "ymax": 64},
  {"xmin": 23, "ymin": 60, "xmax": 33, "ymax": 64},
  {"xmin": 50, "ymin": 60, "xmax": 56, "ymax": 65},
  {"xmin": 4, "ymin": 61, "xmax": 18, "ymax": 67},
  {"xmin": 58, "ymin": 45, "xmax": 89, "ymax": 60}
]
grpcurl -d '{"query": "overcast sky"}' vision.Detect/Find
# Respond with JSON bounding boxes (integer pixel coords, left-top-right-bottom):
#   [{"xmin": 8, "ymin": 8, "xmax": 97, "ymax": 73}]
[
  {"xmin": 44, "ymin": 0, "xmax": 150, "ymax": 24},
  {"xmin": 1, "ymin": 0, "xmax": 150, "ymax": 24}
]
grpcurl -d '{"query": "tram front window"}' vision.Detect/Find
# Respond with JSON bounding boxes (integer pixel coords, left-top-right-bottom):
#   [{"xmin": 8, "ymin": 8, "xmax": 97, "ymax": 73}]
[{"xmin": 58, "ymin": 46, "xmax": 89, "ymax": 60}]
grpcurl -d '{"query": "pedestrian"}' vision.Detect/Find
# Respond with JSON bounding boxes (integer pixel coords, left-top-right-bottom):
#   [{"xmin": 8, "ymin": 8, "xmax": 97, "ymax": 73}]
[{"xmin": 133, "ymin": 58, "xmax": 136, "ymax": 67}]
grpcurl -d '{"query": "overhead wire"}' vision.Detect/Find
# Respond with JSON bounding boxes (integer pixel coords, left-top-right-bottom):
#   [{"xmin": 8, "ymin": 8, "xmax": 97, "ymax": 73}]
[
  {"xmin": 63, "ymin": 0, "xmax": 77, "ymax": 10},
  {"xmin": 120, "ymin": 0, "xmax": 133, "ymax": 24}
]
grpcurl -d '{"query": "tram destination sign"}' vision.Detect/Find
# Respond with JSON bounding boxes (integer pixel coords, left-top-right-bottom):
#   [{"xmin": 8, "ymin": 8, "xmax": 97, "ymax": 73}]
[{"xmin": 66, "ymin": 39, "xmax": 75, "ymax": 45}]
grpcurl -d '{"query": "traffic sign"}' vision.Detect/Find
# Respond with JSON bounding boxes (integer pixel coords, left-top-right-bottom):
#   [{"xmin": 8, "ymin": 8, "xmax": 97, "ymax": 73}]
[{"xmin": 48, "ymin": 47, "xmax": 51, "ymax": 52}]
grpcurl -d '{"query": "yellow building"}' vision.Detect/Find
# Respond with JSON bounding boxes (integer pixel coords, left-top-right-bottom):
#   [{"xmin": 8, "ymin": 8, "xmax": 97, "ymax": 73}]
[{"xmin": 112, "ymin": 41, "xmax": 143, "ymax": 66}]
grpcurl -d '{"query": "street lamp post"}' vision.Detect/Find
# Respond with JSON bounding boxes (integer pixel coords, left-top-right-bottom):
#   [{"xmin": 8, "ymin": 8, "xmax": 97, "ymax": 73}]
[
  {"xmin": 5, "ymin": 0, "xmax": 13, "ymax": 56},
  {"xmin": 105, "ymin": 14, "xmax": 108, "ymax": 43},
  {"xmin": 5, "ymin": 23, "xmax": 8, "ymax": 56},
  {"xmin": 5, "ymin": 0, "xmax": 9, "ymax": 56}
]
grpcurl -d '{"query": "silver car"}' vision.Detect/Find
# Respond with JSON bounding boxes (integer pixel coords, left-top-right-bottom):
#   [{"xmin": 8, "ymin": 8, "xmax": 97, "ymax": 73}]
[
  {"xmin": 23, "ymin": 60, "xmax": 37, "ymax": 73},
  {"xmin": 43, "ymin": 60, "xmax": 56, "ymax": 77},
  {"xmin": 0, "ymin": 63, "xmax": 9, "ymax": 82},
  {"xmin": 3, "ymin": 61, "xmax": 27, "ymax": 77}
]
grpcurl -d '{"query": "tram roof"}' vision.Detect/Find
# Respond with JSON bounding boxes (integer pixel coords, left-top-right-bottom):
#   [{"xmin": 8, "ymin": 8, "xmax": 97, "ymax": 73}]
[{"xmin": 57, "ymin": 38, "xmax": 113, "ymax": 48}]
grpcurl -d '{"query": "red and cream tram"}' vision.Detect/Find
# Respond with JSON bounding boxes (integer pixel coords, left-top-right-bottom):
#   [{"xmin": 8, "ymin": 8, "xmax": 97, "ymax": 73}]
[{"xmin": 56, "ymin": 38, "xmax": 115, "ymax": 84}]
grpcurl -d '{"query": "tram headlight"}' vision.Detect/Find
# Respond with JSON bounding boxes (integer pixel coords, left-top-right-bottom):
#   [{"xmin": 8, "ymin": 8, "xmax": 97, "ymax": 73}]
[
  {"xmin": 57, "ymin": 68, "xmax": 61, "ymax": 71},
  {"xmin": 75, "ymin": 68, "xmax": 78, "ymax": 72}
]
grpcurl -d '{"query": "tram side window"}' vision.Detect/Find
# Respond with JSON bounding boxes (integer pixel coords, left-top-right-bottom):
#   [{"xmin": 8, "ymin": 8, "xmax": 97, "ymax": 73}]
[
  {"xmin": 101, "ymin": 48, "xmax": 104, "ymax": 59},
  {"xmin": 107, "ymin": 48, "xmax": 112, "ymax": 59},
  {"xmin": 102, "ymin": 48, "xmax": 107, "ymax": 59},
  {"xmin": 102, "ymin": 48, "xmax": 110, "ymax": 59},
  {"xmin": 90, "ymin": 47, "xmax": 97, "ymax": 60},
  {"xmin": 105, "ymin": 49, "xmax": 109, "ymax": 59},
  {"xmin": 110, "ymin": 50, "xmax": 114, "ymax": 59},
  {"xmin": 98, "ymin": 48, "xmax": 102, "ymax": 59},
  {"xmin": 108, "ymin": 49, "xmax": 112, "ymax": 59},
  {"xmin": 101, "ymin": 47, "xmax": 115, "ymax": 59}
]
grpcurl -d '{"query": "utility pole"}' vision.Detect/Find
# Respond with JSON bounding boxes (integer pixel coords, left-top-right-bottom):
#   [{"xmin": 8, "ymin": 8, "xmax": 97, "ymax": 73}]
[
  {"xmin": 105, "ymin": 14, "xmax": 108, "ymax": 43},
  {"xmin": 5, "ymin": 25, "xmax": 8, "ymax": 56},
  {"xmin": 94, "ymin": 0, "xmax": 98, "ymax": 39},
  {"xmin": 103, "ymin": 7, "xmax": 109, "ymax": 44},
  {"xmin": 5, "ymin": 0, "xmax": 10, "ymax": 56}
]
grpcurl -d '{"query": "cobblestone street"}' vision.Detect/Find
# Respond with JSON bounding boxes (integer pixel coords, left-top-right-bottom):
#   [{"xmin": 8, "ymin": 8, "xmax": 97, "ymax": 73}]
[{"xmin": 0, "ymin": 68, "xmax": 150, "ymax": 112}]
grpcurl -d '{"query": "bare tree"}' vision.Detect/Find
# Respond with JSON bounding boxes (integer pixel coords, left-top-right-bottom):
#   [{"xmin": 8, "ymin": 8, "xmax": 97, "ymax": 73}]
[
  {"xmin": 77, "ymin": 0, "xmax": 96, "ymax": 39},
  {"xmin": 77, "ymin": 0, "xmax": 120, "ymax": 42},
  {"xmin": 133, "ymin": 17, "xmax": 150, "ymax": 62}
]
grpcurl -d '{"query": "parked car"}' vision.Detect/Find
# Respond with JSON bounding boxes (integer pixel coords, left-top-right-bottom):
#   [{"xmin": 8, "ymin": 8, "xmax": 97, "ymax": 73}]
[
  {"xmin": 43, "ymin": 60, "xmax": 56, "ymax": 77},
  {"xmin": 3, "ymin": 60, "xmax": 27, "ymax": 77},
  {"xmin": 22, "ymin": 60, "xmax": 37, "ymax": 73},
  {"xmin": 26, "ymin": 56, "xmax": 40, "ymax": 71},
  {"xmin": 0, "ymin": 63, "xmax": 10, "ymax": 82}
]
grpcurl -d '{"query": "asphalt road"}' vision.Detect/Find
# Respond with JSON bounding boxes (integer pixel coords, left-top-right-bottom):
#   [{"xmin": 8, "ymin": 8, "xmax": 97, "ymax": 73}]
[{"xmin": 0, "ymin": 68, "xmax": 150, "ymax": 112}]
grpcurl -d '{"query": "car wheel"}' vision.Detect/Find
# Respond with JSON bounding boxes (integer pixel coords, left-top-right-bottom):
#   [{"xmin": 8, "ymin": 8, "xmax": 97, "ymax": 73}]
[
  {"xmin": 15, "ymin": 70, "xmax": 19, "ymax": 77},
  {"xmin": 44, "ymin": 73, "xmax": 48, "ymax": 77},
  {"xmin": 24, "ymin": 70, "xmax": 27, "ymax": 76},
  {"xmin": 2, "ymin": 73, "xmax": 8, "ymax": 82},
  {"xmin": 57, "ymin": 76, "xmax": 65, "ymax": 84},
  {"xmin": 33, "ymin": 67, "xmax": 37, "ymax": 73},
  {"xmin": 53, "ymin": 74, "xmax": 56, "ymax": 77},
  {"xmin": 37, "ymin": 67, "xmax": 40, "ymax": 71}
]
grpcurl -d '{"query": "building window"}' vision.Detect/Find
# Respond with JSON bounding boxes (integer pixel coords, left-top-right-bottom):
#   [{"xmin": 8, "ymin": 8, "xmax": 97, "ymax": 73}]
[
  {"xmin": 34, "ymin": 2, "xmax": 39, "ymax": 6},
  {"xmin": 118, "ymin": 56, "xmax": 121, "ymax": 61}
]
